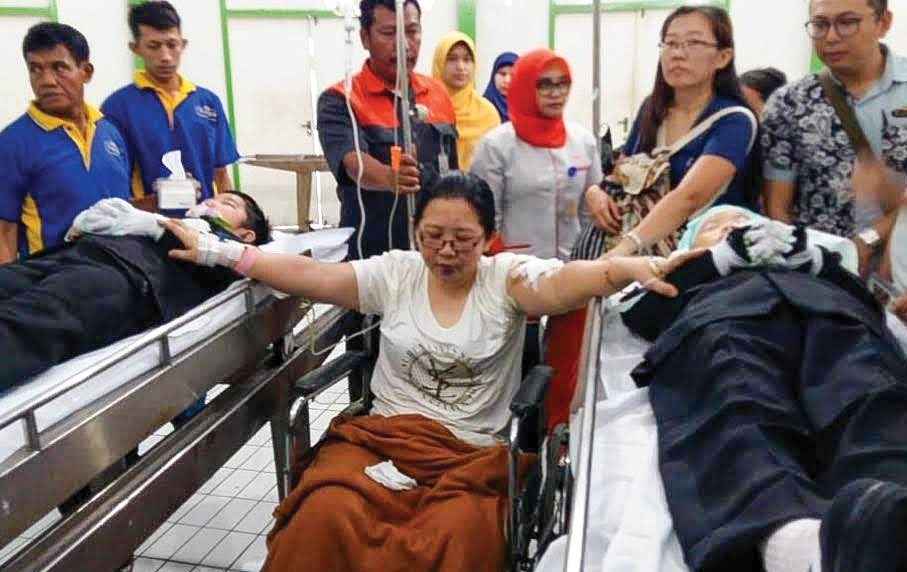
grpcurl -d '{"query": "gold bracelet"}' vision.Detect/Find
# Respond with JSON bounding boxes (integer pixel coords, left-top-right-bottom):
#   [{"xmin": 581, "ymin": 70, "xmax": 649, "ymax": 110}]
[
  {"xmin": 624, "ymin": 230, "xmax": 645, "ymax": 255},
  {"xmin": 603, "ymin": 261, "xmax": 621, "ymax": 293},
  {"xmin": 647, "ymin": 256, "xmax": 666, "ymax": 280}
]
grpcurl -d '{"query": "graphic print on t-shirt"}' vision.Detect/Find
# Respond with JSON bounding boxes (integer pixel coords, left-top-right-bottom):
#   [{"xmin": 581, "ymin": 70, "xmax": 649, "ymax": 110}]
[{"xmin": 402, "ymin": 343, "xmax": 483, "ymax": 411}]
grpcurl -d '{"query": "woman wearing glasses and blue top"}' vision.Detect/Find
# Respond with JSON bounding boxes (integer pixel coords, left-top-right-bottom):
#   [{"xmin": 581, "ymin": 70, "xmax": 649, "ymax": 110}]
[
  {"xmin": 585, "ymin": 6, "xmax": 760, "ymax": 260},
  {"xmin": 159, "ymin": 171, "xmax": 700, "ymax": 572}
]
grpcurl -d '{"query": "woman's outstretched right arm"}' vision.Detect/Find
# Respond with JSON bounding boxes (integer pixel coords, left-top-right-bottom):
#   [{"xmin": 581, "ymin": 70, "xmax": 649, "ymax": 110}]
[{"xmin": 160, "ymin": 219, "xmax": 360, "ymax": 310}]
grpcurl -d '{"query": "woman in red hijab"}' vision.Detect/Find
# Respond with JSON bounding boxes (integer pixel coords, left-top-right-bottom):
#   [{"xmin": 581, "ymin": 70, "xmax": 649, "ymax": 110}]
[
  {"xmin": 470, "ymin": 49, "xmax": 602, "ymax": 372},
  {"xmin": 471, "ymin": 49, "xmax": 601, "ymax": 261}
]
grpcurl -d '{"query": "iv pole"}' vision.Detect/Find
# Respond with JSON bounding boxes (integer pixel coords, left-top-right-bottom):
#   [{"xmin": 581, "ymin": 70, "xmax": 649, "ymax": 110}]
[
  {"xmin": 592, "ymin": 0, "xmax": 602, "ymax": 147},
  {"xmin": 394, "ymin": 0, "xmax": 417, "ymax": 250}
]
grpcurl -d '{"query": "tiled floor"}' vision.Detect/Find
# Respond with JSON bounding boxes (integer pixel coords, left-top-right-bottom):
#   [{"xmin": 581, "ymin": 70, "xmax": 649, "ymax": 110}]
[
  {"xmin": 2, "ymin": 371, "xmax": 350, "ymax": 572},
  {"xmin": 132, "ymin": 377, "xmax": 350, "ymax": 572}
]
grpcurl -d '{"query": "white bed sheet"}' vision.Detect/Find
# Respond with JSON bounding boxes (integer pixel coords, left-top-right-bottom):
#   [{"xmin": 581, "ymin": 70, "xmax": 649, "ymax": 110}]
[
  {"xmin": 538, "ymin": 307, "xmax": 687, "ymax": 572},
  {"xmin": 0, "ymin": 227, "xmax": 355, "ymax": 464}
]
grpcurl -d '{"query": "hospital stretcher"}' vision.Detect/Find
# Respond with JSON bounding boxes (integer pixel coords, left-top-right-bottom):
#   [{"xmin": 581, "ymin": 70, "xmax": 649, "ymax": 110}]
[
  {"xmin": 536, "ymin": 235, "xmax": 907, "ymax": 572},
  {"xmin": 0, "ymin": 232, "xmax": 355, "ymax": 572}
]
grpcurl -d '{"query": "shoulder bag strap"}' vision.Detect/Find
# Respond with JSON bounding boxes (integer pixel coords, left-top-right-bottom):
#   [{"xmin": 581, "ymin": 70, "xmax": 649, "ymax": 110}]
[
  {"xmin": 818, "ymin": 69, "xmax": 872, "ymax": 154},
  {"xmin": 662, "ymin": 105, "xmax": 758, "ymax": 157}
]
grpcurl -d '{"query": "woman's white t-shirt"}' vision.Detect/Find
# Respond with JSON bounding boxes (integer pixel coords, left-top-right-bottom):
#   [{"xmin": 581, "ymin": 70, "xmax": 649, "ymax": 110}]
[{"xmin": 350, "ymin": 250, "xmax": 532, "ymax": 447}]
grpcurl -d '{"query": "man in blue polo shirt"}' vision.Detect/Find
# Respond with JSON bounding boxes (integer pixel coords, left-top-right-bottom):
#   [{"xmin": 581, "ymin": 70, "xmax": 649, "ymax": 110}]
[
  {"xmin": 102, "ymin": 0, "xmax": 239, "ymax": 204},
  {"xmin": 0, "ymin": 23, "xmax": 131, "ymax": 264}
]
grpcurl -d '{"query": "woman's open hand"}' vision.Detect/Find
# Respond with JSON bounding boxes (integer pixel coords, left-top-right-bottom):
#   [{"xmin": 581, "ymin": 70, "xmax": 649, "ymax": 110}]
[
  {"xmin": 159, "ymin": 218, "xmax": 201, "ymax": 262},
  {"xmin": 611, "ymin": 249, "xmax": 707, "ymax": 298}
]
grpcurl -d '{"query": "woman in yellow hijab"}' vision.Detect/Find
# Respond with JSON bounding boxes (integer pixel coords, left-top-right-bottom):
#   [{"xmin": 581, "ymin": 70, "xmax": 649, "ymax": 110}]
[{"xmin": 432, "ymin": 32, "xmax": 500, "ymax": 170}]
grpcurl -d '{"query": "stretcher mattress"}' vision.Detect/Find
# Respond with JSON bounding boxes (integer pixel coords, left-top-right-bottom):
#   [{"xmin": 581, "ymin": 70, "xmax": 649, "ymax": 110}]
[
  {"xmin": 536, "ymin": 308, "xmax": 689, "ymax": 572},
  {"xmin": 0, "ymin": 228, "xmax": 354, "ymax": 464}
]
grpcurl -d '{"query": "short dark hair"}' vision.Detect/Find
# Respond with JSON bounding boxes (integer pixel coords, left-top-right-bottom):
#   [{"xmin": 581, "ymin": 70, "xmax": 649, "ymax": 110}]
[
  {"xmin": 359, "ymin": 0, "xmax": 421, "ymax": 32},
  {"xmin": 810, "ymin": 0, "xmax": 887, "ymax": 17},
  {"xmin": 413, "ymin": 172, "xmax": 496, "ymax": 238},
  {"xmin": 129, "ymin": 1, "xmax": 181, "ymax": 39},
  {"xmin": 224, "ymin": 191, "xmax": 272, "ymax": 245},
  {"xmin": 867, "ymin": 0, "xmax": 887, "ymax": 16},
  {"xmin": 741, "ymin": 67, "xmax": 788, "ymax": 103},
  {"xmin": 22, "ymin": 22, "xmax": 89, "ymax": 64}
]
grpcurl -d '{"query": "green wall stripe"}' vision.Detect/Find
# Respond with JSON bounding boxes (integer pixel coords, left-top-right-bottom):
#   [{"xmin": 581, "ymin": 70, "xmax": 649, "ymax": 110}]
[
  {"xmin": 219, "ymin": 0, "xmax": 241, "ymax": 190},
  {"xmin": 225, "ymin": 9, "xmax": 338, "ymax": 19},
  {"xmin": 128, "ymin": 0, "xmax": 145, "ymax": 70},
  {"xmin": 0, "ymin": 6, "xmax": 52, "ymax": 17},
  {"xmin": 47, "ymin": 0, "xmax": 56, "ymax": 21},
  {"xmin": 457, "ymin": 0, "xmax": 476, "ymax": 41},
  {"xmin": 810, "ymin": 50, "xmax": 823, "ymax": 72},
  {"xmin": 548, "ymin": 0, "xmax": 729, "ymax": 49}
]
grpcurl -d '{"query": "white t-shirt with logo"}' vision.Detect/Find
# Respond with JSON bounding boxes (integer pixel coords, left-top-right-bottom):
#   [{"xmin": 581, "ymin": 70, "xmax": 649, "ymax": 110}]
[{"xmin": 350, "ymin": 250, "xmax": 533, "ymax": 447}]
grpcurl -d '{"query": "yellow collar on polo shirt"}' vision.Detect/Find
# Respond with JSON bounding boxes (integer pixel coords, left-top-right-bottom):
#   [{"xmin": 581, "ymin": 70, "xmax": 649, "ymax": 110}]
[
  {"xmin": 27, "ymin": 101, "xmax": 103, "ymax": 169},
  {"xmin": 134, "ymin": 70, "xmax": 196, "ymax": 126}
]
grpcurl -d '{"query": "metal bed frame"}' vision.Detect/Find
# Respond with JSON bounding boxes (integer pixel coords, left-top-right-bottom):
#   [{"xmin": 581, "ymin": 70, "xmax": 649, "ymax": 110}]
[
  {"xmin": 0, "ymin": 280, "xmax": 348, "ymax": 572},
  {"xmin": 561, "ymin": 298, "xmax": 604, "ymax": 572}
]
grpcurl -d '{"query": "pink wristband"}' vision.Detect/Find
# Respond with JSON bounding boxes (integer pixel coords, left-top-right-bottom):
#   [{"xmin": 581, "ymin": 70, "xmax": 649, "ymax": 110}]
[{"xmin": 232, "ymin": 246, "xmax": 259, "ymax": 276}]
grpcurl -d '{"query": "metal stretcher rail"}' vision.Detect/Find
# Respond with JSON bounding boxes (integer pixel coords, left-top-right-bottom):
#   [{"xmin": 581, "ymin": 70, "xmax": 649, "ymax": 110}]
[
  {"xmin": 1, "ymin": 304, "xmax": 346, "ymax": 572},
  {"xmin": 0, "ymin": 283, "xmax": 308, "ymax": 551},
  {"xmin": 0, "ymin": 280, "xmax": 261, "ymax": 446},
  {"xmin": 563, "ymin": 298, "xmax": 604, "ymax": 572}
]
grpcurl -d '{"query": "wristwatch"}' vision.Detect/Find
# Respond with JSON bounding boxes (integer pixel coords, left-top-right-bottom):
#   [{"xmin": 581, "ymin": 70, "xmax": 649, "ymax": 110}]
[{"xmin": 857, "ymin": 228, "xmax": 882, "ymax": 249}]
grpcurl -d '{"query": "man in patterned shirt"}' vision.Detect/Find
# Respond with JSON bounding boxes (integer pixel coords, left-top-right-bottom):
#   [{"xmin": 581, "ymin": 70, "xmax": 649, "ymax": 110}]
[{"xmin": 761, "ymin": 0, "xmax": 904, "ymax": 276}]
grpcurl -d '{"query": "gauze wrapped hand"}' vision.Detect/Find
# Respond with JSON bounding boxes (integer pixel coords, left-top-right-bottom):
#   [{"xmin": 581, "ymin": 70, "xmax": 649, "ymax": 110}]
[
  {"xmin": 711, "ymin": 219, "xmax": 824, "ymax": 276},
  {"xmin": 66, "ymin": 198, "xmax": 166, "ymax": 241},
  {"xmin": 195, "ymin": 232, "xmax": 246, "ymax": 267}
]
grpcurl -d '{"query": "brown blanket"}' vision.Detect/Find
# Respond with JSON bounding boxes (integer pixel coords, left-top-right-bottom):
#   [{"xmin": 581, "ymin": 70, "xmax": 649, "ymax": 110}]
[{"xmin": 261, "ymin": 414, "xmax": 531, "ymax": 572}]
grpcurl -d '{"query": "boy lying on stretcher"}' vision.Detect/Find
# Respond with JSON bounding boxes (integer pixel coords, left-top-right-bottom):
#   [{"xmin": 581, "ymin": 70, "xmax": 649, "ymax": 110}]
[
  {"xmin": 617, "ymin": 206, "xmax": 907, "ymax": 572},
  {"xmin": 0, "ymin": 192, "xmax": 270, "ymax": 391}
]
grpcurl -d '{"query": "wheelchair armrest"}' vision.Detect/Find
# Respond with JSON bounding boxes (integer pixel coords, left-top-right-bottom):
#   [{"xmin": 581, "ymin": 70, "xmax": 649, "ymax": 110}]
[
  {"xmin": 294, "ymin": 351, "xmax": 368, "ymax": 398},
  {"xmin": 510, "ymin": 365, "xmax": 554, "ymax": 418}
]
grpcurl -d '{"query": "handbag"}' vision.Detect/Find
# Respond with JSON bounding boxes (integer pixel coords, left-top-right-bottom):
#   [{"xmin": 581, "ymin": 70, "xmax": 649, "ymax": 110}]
[{"xmin": 602, "ymin": 105, "xmax": 757, "ymax": 257}]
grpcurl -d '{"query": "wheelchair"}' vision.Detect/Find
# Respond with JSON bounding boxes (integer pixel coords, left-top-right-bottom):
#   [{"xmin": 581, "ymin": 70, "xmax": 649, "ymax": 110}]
[{"xmin": 275, "ymin": 311, "xmax": 572, "ymax": 571}]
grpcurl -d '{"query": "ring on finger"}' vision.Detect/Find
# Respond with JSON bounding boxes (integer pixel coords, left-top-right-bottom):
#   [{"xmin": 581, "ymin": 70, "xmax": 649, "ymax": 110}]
[{"xmin": 647, "ymin": 257, "xmax": 666, "ymax": 279}]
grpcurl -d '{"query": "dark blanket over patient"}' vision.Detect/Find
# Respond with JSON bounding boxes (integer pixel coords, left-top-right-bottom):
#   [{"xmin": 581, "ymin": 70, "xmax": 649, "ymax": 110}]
[
  {"xmin": 621, "ymin": 255, "xmax": 907, "ymax": 572},
  {"xmin": 0, "ymin": 234, "xmax": 237, "ymax": 391}
]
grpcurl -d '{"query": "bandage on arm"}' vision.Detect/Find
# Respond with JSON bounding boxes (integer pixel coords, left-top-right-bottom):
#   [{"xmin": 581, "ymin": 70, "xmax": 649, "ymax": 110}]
[{"xmin": 508, "ymin": 258, "xmax": 625, "ymax": 316}]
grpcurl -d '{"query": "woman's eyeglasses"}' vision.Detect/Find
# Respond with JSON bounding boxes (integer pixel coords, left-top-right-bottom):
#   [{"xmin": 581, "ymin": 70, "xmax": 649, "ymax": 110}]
[
  {"xmin": 804, "ymin": 14, "xmax": 868, "ymax": 39},
  {"xmin": 658, "ymin": 39, "xmax": 719, "ymax": 54},
  {"xmin": 419, "ymin": 231, "xmax": 482, "ymax": 253},
  {"xmin": 536, "ymin": 79, "xmax": 572, "ymax": 96}
]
